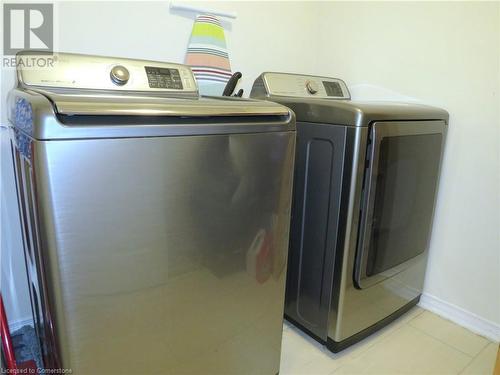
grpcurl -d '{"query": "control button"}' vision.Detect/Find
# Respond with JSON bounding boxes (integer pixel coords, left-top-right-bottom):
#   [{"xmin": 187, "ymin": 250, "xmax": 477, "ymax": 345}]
[
  {"xmin": 306, "ymin": 80, "xmax": 319, "ymax": 95},
  {"xmin": 110, "ymin": 65, "xmax": 130, "ymax": 85}
]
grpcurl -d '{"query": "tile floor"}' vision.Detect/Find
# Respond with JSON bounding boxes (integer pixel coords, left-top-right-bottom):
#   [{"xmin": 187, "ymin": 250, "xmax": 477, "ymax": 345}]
[{"xmin": 280, "ymin": 307, "xmax": 498, "ymax": 375}]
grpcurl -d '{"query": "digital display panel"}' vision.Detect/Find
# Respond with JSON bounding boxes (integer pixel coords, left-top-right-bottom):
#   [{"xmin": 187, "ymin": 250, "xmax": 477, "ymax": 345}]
[
  {"xmin": 323, "ymin": 81, "xmax": 343, "ymax": 97},
  {"xmin": 145, "ymin": 66, "xmax": 183, "ymax": 89}
]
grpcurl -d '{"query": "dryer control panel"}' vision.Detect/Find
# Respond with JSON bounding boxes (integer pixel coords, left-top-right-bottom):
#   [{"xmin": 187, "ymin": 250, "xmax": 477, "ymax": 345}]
[{"xmin": 251, "ymin": 72, "xmax": 350, "ymax": 100}]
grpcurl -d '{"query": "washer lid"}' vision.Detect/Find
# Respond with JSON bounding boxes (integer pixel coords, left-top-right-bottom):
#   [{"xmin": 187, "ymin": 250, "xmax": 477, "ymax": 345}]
[
  {"xmin": 8, "ymin": 89, "xmax": 294, "ymax": 140},
  {"xmin": 37, "ymin": 89, "xmax": 289, "ymax": 117}
]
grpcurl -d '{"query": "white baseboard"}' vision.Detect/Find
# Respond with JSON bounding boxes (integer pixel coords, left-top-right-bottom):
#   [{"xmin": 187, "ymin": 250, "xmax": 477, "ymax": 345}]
[
  {"xmin": 419, "ymin": 293, "xmax": 500, "ymax": 343},
  {"xmin": 8, "ymin": 317, "xmax": 33, "ymax": 333},
  {"xmin": 7, "ymin": 296, "xmax": 499, "ymax": 343}
]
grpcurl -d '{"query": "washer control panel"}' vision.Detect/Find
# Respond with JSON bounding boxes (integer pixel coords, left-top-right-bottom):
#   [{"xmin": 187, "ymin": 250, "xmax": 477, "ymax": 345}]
[
  {"xmin": 259, "ymin": 72, "xmax": 350, "ymax": 99},
  {"xmin": 17, "ymin": 52, "xmax": 198, "ymax": 97},
  {"xmin": 145, "ymin": 66, "xmax": 183, "ymax": 89}
]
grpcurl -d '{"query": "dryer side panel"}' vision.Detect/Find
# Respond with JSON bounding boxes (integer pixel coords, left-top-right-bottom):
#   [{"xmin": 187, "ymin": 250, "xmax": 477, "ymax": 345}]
[{"xmin": 285, "ymin": 122, "xmax": 347, "ymax": 341}]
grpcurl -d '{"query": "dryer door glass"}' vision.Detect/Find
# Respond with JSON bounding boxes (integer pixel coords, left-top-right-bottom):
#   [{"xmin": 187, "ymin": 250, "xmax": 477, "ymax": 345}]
[{"xmin": 355, "ymin": 121, "xmax": 445, "ymax": 289}]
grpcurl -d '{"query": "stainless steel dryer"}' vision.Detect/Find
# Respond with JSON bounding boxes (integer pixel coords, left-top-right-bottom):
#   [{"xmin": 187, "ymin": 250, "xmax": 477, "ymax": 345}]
[
  {"xmin": 251, "ymin": 72, "xmax": 448, "ymax": 352},
  {"xmin": 7, "ymin": 52, "xmax": 296, "ymax": 374}
]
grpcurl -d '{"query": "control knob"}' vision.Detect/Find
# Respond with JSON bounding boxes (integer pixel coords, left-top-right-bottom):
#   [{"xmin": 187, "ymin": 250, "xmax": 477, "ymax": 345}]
[
  {"xmin": 305, "ymin": 80, "xmax": 319, "ymax": 95},
  {"xmin": 110, "ymin": 65, "xmax": 130, "ymax": 86}
]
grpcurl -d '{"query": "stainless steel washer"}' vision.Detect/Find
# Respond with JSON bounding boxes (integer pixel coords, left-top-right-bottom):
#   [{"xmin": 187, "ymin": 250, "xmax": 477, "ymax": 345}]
[
  {"xmin": 8, "ymin": 52, "xmax": 296, "ymax": 374},
  {"xmin": 251, "ymin": 72, "xmax": 448, "ymax": 352}
]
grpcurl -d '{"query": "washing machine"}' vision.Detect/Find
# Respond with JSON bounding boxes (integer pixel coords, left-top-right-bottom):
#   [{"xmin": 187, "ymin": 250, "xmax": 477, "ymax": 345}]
[
  {"xmin": 7, "ymin": 52, "xmax": 296, "ymax": 374},
  {"xmin": 251, "ymin": 72, "xmax": 448, "ymax": 352}
]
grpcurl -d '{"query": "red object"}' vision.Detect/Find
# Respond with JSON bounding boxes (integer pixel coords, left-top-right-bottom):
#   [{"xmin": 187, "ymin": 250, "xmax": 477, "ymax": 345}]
[
  {"xmin": 255, "ymin": 232, "xmax": 273, "ymax": 283},
  {"xmin": 18, "ymin": 360, "xmax": 38, "ymax": 372},
  {"xmin": 0, "ymin": 295, "xmax": 38, "ymax": 373},
  {"xmin": 0, "ymin": 294, "xmax": 17, "ymax": 371},
  {"xmin": 246, "ymin": 229, "xmax": 273, "ymax": 284}
]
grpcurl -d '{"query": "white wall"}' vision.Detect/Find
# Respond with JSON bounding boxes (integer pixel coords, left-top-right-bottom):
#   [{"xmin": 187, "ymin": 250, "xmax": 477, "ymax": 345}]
[
  {"xmin": 1, "ymin": 1, "xmax": 499, "ymax": 335},
  {"xmin": 314, "ymin": 1, "xmax": 500, "ymax": 329},
  {"xmin": 1, "ymin": 128, "xmax": 34, "ymax": 328},
  {"xmin": 0, "ymin": 3, "xmax": 34, "ymax": 327}
]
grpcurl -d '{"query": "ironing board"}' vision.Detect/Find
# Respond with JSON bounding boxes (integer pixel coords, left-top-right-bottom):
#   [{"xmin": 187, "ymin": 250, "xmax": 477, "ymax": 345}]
[{"xmin": 185, "ymin": 14, "xmax": 232, "ymax": 96}]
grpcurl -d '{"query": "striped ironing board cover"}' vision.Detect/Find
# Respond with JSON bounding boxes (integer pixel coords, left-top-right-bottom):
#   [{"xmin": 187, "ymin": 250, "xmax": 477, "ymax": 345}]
[{"xmin": 185, "ymin": 14, "xmax": 232, "ymax": 96}]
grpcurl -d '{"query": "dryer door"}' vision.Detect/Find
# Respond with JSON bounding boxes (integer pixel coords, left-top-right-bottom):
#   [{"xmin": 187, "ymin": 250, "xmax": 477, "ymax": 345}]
[{"xmin": 354, "ymin": 121, "xmax": 446, "ymax": 289}]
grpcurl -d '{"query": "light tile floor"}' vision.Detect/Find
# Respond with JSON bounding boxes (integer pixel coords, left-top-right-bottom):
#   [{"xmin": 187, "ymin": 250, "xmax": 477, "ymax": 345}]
[{"xmin": 280, "ymin": 307, "xmax": 498, "ymax": 374}]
